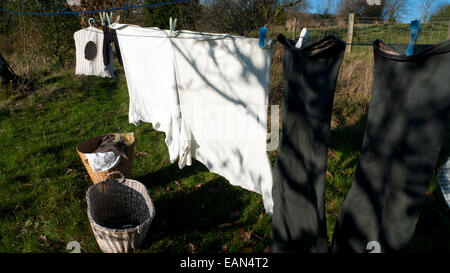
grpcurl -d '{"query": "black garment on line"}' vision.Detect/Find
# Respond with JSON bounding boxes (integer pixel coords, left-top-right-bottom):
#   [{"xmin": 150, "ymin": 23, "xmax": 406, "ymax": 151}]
[
  {"xmin": 271, "ymin": 34, "xmax": 346, "ymax": 253},
  {"xmin": 332, "ymin": 39, "xmax": 450, "ymax": 253},
  {"xmin": 103, "ymin": 27, "xmax": 123, "ymax": 66}
]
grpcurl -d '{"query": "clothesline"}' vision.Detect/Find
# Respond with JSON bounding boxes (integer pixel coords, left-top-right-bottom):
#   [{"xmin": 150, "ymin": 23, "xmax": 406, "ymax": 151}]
[
  {"xmin": 0, "ymin": 0, "xmax": 191, "ymax": 15},
  {"xmin": 83, "ymin": 26, "xmax": 373, "ymax": 46}
]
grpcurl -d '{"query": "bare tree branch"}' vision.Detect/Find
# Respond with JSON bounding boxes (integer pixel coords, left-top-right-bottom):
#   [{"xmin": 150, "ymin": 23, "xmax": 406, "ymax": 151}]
[{"xmin": 421, "ymin": 0, "xmax": 436, "ymax": 22}]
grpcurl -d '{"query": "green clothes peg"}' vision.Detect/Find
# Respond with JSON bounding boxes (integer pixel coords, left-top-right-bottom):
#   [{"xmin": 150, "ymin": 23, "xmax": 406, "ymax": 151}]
[
  {"xmin": 169, "ymin": 17, "xmax": 178, "ymax": 38},
  {"xmin": 105, "ymin": 12, "xmax": 113, "ymax": 26},
  {"xmin": 99, "ymin": 12, "xmax": 105, "ymax": 26}
]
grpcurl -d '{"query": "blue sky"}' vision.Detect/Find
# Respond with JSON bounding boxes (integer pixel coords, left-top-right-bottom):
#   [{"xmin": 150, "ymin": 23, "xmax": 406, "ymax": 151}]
[{"xmin": 309, "ymin": 0, "xmax": 450, "ymax": 22}]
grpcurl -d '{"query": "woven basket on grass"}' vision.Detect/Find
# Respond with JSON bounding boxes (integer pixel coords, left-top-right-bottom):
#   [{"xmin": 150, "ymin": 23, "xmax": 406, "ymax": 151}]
[
  {"xmin": 86, "ymin": 171, "xmax": 155, "ymax": 253},
  {"xmin": 77, "ymin": 133, "xmax": 135, "ymax": 184}
]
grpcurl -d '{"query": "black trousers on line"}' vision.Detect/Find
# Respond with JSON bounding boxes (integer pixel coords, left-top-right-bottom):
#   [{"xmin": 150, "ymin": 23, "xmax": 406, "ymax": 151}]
[
  {"xmin": 103, "ymin": 27, "xmax": 123, "ymax": 66},
  {"xmin": 331, "ymin": 40, "xmax": 450, "ymax": 252},
  {"xmin": 271, "ymin": 35, "xmax": 346, "ymax": 253}
]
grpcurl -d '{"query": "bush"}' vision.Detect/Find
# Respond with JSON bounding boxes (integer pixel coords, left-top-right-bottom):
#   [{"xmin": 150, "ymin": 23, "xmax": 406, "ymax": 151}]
[
  {"xmin": 144, "ymin": 0, "xmax": 201, "ymax": 29},
  {"xmin": 1, "ymin": 0, "xmax": 80, "ymax": 72}
]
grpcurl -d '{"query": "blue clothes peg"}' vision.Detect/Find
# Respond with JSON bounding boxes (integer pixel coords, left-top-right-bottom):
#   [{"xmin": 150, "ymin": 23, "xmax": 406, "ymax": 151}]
[
  {"xmin": 405, "ymin": 20, "xmax": 421, "ymax": 56},
  {"xmin": 259, "ymin": 26, "xmax": 267, "ymax": 48}
]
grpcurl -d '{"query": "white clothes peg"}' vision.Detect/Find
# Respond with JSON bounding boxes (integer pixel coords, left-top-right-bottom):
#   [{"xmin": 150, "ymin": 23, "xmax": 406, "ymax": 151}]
[{"xmin": 295, "ymin": 28, "xmax": 309, "ymax": 48}]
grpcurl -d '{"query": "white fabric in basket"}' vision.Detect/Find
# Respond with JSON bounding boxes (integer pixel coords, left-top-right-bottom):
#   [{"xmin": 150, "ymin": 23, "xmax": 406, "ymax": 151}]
[{"xmin": 85, "ymin": 152, "xmax": 121, "ymax": 172}]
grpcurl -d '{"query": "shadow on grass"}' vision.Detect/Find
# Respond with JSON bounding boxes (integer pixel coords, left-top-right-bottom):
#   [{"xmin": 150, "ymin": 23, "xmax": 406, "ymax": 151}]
[
  {"xmin": 41, "ymin": 73, "xmax": 122, "ymax": 105},
  {"xmin": 0, "ymin": 106, "xmax": 10, "ymax": 122},
  {"xmin": 42, "ymin": 75, "xmax": 66, "ymax": 85},
  {"xmin": 137, "ymin": 160, "xmax": 209, "ymax": 190},
  {"xmin": 141, "ymin": 176, "xmax": 248, "ymax": 249},
  {"xmin": 76, "ymin": 76, "xmax": 120, "ymax": 102},
  {"xmin": 329, "ymin": 110, "xmax": 368, "ymax": 166}
]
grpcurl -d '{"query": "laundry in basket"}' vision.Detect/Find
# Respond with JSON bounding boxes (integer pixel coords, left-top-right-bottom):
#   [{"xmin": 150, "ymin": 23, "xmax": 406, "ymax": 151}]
[{"xmin": 77, "ymin": 133, "xmax": 135, "ymax": 184}]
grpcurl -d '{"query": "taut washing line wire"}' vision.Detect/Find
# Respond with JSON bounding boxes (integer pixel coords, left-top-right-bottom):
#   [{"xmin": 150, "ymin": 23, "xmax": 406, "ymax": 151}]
[{"xmin": 0, "ymin": 0, "xmax": 191, "ymax": 15}]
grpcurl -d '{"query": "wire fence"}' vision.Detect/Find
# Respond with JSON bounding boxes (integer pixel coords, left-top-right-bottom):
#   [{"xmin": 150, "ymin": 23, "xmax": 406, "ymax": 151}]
[{"xmin": 287, "ymin": 15, "xmax": 450, "ymax": 45}]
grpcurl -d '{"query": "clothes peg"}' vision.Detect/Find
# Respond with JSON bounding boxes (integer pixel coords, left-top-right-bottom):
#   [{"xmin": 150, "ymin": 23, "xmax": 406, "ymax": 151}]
[
  {"xmin": 259, "ymin": 26, "xmax": 267, "ymax": 48},
  {"xmin": 105, "ymin": 12, "xmax": 113, "ymax": 27},
  {"xmin": 99, "ymin": 12, "xmax": 106, "ymax": 26},
  {"xmin": 169, "ymin": 17, "xmax": 178, "ymax": 38},
  {"xmin": 405, "ymin": 20, "xmax": 421, "ymax": 56},
  {"xmin": 295, "ymin": 28, "xmax": 309, "ymax": 48},
  {"xmin": 173, "ymin": 18, "xmax": 178, "ymax": 32}
]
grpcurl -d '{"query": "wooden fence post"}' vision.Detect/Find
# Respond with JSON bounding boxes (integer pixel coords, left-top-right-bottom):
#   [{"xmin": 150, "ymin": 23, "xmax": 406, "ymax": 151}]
[
  {"xmin": 447, "ymin": 19, "xmax": 450, "ymax": 40},
  {"xmin": 292, "ymin": 17, "xmax": 297, "ymax": 41},
  {"xmin": 346, "ymin": 13, "xmax": 355, "ymax": 56}
]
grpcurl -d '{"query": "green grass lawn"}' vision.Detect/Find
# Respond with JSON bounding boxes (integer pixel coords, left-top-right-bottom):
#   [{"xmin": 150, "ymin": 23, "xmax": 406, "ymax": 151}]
[{"xmin": 0, "ymin": 46, "xmax": 449, "ymax": 253}]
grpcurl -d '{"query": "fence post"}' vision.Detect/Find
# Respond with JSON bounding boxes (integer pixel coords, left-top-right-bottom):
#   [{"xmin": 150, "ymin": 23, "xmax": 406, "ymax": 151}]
[
  {"xmin": 447, "ymin": 19, "xmax": 450, "ymax": 40},
  {"xmin": 292, "ymin": 17, "xmax": 297, "ymax": 41},
  {"xmin": 346, "ymin": 13, "xmax": 355, "ymax": 56}
]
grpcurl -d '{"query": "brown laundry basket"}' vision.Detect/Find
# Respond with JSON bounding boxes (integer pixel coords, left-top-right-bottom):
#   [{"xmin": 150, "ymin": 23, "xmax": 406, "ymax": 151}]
[
  {"xmin": 77, "ymin": 133, "xmax": 135, "ymax": 184},
  {"xmin": 86, "ymin": 172, "xmax": 155, "ymax": 253}
]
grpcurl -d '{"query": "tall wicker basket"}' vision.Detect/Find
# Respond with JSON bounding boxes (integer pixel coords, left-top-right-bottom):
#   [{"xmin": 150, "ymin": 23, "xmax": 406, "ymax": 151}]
[
  {"xmin": 86, "ymin": 172, "xmax": 155, "ymax": 253},
  {"xmin": 77, "ymin": 133, "xmax": 135, "ymax": 184}
]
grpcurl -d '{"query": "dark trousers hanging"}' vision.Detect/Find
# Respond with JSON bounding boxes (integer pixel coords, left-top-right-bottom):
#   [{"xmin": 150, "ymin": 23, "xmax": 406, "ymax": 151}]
[
  {"xmin": 271, "ymin": 35, "xmax": 346, "ymax": 253},
  {"xmin": 103, "ymin": 27, "xmax": 123, "ymax": 66},
  {"xmin": 332, "ymin": 40, "xmax": 450, "ymax": 253}
]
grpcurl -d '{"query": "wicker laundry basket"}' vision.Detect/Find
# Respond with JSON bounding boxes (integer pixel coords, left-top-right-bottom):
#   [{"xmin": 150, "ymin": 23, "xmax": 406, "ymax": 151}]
[
  {"xmin": 86, "ymin": 172, "xmax": 155, "ymax": 253},
  {"xmin": 77, "ymin": 133, "xmax": 135, "ymax": 184}
]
